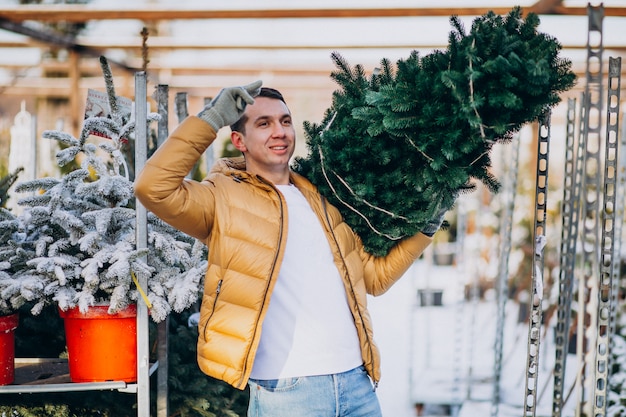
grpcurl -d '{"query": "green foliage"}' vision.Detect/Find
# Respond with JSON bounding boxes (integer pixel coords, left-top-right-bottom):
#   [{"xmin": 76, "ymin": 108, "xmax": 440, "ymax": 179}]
[
  {"xmin": 221, "ymin": 139, "xmax": 242, "ymax": 158},
  {"xmin": 14, "ymin": 303, "xmax": 66, "ymax": 357},
  {"xmin": 163, "ymin": 310, "xmax": 248, "ymax": 417},
  {"xmin": 0, "ymin": 167, "xmax": 23, "ymax": 209},
  {"xmin": 0, "ymin": 390, "xmax": 137, "ymax": 417},
  {"xmin": 293, "ymin": 7, "xmax": 576, "ymax": 256}
]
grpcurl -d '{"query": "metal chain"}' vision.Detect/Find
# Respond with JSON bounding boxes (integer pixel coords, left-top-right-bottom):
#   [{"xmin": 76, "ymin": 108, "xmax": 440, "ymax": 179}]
[
  {"xmin": 523, "ymin": 111, "xmax": 552, "ymax": 417},
  {"xmin": 576, "ymin": 6, "xmax": 604, "ymax": 416},
  {"xmin": 609, "ymin": 107, "xmax": 626, "ymax": 378},
  {"xmin": 593, "ymin": 56, "xmax": 622, "ymax": 417},
  {"xmin": 561, "ymin": 92, "xmax": 590, "ymax": 411},
  {"xmin": 552, "ymin": 98, "xmax": 583, "ymax": 417}
]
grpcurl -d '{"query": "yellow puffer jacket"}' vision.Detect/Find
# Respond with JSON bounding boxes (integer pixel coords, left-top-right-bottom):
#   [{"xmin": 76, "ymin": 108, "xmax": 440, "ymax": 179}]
[{"xmin": 135, "ymin": 116, "xmax": 433, "ymax": 390}]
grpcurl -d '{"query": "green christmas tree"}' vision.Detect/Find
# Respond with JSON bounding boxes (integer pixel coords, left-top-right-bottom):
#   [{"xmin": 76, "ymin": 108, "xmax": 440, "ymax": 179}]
[{"xmin": 293, "ymin": 7, "xmax": 576, "ymax": 256}]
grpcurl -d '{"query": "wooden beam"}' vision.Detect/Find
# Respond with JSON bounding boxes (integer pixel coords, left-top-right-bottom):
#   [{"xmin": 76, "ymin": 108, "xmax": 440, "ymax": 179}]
[
  {"xmin": 0, "ymin": 75, "xmax": 336, "ymax": 99},
  {"xmin": 550, "ymin": 5, "xmax": 626, "ymax": 16},
  {"xmin": 0, "ymin": 37, "xmax": 451, "ymax": 51},
  {"xmin": 34, "ymin": 60, "xmax": 336, "ymax": 77},
  {"xmin": 2, "ymin": 36, "xmax": 625, "ymax": 52},
  {"xmin": 2, "ymin": 5, "xmax": 626, "ymax": 22}
]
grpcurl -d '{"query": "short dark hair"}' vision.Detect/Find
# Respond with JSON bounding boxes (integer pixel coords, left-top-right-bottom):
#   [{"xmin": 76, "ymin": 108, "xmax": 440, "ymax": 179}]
[{"xmin": 229, "ymin": 87, "xmax": 286, "ymax": 134}]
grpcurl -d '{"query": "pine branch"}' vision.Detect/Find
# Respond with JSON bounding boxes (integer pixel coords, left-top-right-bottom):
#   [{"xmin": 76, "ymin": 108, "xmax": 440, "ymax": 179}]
[{"xmin": 293, "ymin": 7, "xmax": 575, "ymax": 256}]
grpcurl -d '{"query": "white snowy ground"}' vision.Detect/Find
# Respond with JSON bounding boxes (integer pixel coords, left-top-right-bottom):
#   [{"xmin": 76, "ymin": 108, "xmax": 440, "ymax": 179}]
[{"xmin": 368, "ymin": 259, "xmax": 579, "ymax": 417}]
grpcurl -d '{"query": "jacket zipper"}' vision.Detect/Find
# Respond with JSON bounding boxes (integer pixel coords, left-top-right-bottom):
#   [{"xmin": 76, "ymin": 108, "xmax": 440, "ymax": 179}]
[
  {"xmin": 237, "ymin": 177, "xmax": 284, "ymax": 388},
  {"xmin": 202, "ymin": 279, "xmax": 222, "ymax": 340},
  {"xmin": 320, "ymin": 196, "xmax": 378, "ymax": 389}
]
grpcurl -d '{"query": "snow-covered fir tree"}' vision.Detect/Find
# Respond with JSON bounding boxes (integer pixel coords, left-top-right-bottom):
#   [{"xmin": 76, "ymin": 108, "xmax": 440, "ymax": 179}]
[
  {"xmin": 3, "ymin": 57, "xmax": 206, "ymax": 322},
  {"xmin": 0, "ymin": 207, "xmax": 26, "ymax": 315},
  {"xmin": 0, "ymin": 167, "xmax": 41, "ymax": 316}
]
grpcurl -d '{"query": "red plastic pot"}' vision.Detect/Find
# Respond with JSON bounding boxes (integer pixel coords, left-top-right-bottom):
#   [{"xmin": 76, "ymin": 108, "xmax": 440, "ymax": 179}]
[
  {"xmin": 59, "ymin": 305, "xmax": 137, "ymax": 383},
  {"xmin": 0, "ymin": 312, "xmax": 19, "ymax": 385}
]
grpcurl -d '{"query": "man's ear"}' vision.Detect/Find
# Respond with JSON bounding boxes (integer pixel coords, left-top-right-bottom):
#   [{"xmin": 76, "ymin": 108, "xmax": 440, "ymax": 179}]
[{"xmin": 230, "ymin": 131, "xmax": 247, "ymax": 153}]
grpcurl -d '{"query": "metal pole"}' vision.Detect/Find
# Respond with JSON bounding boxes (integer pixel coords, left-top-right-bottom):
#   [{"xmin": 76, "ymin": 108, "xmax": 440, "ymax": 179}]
[
  {"xmin": 491, "ymin": 133, "xmax": 520, "ymax": 417},
  {"xmin": 156, "ymin": 84, "xmax": 169, "ymax": 148},
  {"xmin": 204, "ymin": 96, "xmax": 215, "ymax": 173},
  {"xmin": 552, "ymin": 98, "xmax": 582, "ymax": 417},
  {"xmin": 134, "ymin": 71, "xmax": 150, "ymax": 417},
  {"xmin": 575, "ymin": 6, "xmax": 604, "ymax": 416},
  {"xmin": 30, "ymin": 112, "xmax": 37, "ymax": 180},
  {"xmin": 451, "ymin": 200, "xmax": 466, "ymax": 417},
  {"xmin": 155, "ymin": 84, "xmax": 170, "ymax": 417},
  {"xmin": 175, "ymin": 92, "xmax": 188, "ymax": 123}
]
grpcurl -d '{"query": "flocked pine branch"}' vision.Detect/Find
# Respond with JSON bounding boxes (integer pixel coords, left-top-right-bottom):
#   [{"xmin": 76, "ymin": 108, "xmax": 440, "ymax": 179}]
[
  {"xmin": 0, "ymin": 169, "xmax": 45, "ymax": 316},
  {"xmin": 3, "ymin": 57, "xmax": 206, "ymax": 321}
]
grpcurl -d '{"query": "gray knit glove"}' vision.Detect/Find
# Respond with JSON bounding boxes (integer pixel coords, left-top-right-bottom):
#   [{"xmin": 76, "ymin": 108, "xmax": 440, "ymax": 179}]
[
  {"xmin": 421, "ymin": 191, "xmax": 459, "ymax": 237},
  {"xmin": 198, "ymin": 80, "xmax": 262, "ymax": 131},
  {"xmin": 421, "ymin": 202, "xmax": 455, "ymax": 237}
]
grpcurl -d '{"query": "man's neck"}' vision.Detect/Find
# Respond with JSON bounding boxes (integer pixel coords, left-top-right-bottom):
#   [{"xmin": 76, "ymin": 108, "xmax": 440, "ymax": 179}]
[{"xmin": 246, "ymin": 165, "xmax": 291, "ymax": 185}]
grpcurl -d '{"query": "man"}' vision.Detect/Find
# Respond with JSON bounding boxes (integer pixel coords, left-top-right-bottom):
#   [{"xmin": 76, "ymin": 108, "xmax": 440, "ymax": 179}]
[{"xmin": 135, "ymin": 81, "xmax": 447, "ymax": 416}]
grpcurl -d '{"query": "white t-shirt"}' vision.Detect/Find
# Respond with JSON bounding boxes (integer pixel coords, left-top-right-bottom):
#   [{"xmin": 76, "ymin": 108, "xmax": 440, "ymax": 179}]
[{"xmin": 249, "ymin": 184, "xmax": 363, "ymax": 380}]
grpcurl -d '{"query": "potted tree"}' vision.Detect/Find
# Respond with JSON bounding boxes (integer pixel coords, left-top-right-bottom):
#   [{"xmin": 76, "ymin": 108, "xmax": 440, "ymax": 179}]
[
  {"xmin": 0, "ymin": 168, "xmax": 32, "ymax": 385},
  {"xmin": 0, "ymin": 208, "xmax": 21, "ymax": 385},
  {"xmin": 5, "ymin": 57, "xmax": 207, "ymax": 383}
]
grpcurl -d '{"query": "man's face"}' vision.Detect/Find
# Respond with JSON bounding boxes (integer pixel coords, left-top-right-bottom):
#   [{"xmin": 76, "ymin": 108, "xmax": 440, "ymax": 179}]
[{"xmin": 231, "ymin": 96, "xmax": 296, "ymax": 183}]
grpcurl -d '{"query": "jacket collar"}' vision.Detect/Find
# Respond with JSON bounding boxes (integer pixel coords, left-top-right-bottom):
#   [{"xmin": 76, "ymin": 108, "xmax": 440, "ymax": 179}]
[{"xmin": 210, "ymin": 157, "xmax": 318, "ymax": 195}]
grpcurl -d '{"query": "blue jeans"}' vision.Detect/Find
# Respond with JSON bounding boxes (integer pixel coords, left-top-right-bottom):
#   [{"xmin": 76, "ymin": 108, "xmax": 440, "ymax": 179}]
[{"xmin": 247, "ymin": 365, "xmax": 383, "ymax": 417}]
